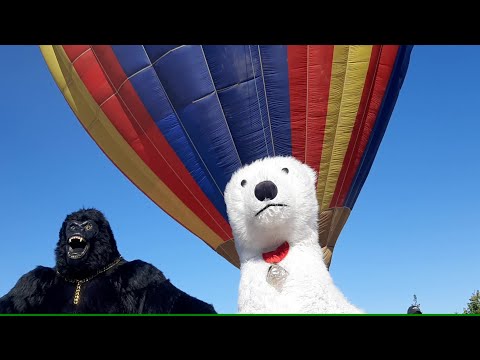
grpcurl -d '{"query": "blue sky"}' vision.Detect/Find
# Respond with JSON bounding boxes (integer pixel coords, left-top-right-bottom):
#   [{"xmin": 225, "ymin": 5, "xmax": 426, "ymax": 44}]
[{"xmin": 1, "ymin": 45, "xmax": 479, "ymax": 314}]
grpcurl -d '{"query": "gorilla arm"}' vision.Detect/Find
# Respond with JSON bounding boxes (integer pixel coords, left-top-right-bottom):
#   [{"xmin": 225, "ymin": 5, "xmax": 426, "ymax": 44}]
[
  {"xmin": 142, "ymin": 280, "xmax": 217, "ymax": 314},
  {"xmin": 0, "ymin": 266, "xmax": 56, "ymax": 313},
  {"xmin": 125, "ymin": 260, "xmax": 217, "ymax": 314}
]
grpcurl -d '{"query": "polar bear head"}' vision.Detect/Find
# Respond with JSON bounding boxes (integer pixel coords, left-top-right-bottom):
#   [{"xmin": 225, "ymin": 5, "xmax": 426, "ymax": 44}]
[{"xmin": 224, "ymin": 156, "xmax": 319, "ymax": 260}]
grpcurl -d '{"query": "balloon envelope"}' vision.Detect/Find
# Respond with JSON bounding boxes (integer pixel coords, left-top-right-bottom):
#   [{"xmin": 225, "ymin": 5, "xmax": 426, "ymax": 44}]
[{"xmin": 41, "ymin": 45, "xmax": 413, "ymax": 268}]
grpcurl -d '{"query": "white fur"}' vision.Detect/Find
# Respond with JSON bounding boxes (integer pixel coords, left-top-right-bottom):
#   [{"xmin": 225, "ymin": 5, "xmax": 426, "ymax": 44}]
[{"xmin": 224, "ymin": 156, "xmax": 363, "ymax": 314}]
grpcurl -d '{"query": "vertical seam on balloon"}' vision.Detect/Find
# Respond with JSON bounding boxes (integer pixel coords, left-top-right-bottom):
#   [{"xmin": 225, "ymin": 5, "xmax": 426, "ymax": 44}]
[
  {"xmin": 90, "ymin": 46, "xmax": 231, "ymax": 239},
  {"xmin": 200, "ymin": 45, "xmax": 243, "ymax": 167},
  {"xmin": 305, "ymin": 45, "xmax": 310, "ymax": 163},
  {"xmin": 332, "ymin": 46, "xmax": 382, "ymax": 207},
  {"xmin": 248, "ymin": 45, "xmax": 270, "ymax": 157},
  {"xmin": 320, "ymin": 45, "xmax": 351, "ymax": 208},
  {"xmin": 257, "ymin": 45, "xmax": 276, "ymax": 156}
]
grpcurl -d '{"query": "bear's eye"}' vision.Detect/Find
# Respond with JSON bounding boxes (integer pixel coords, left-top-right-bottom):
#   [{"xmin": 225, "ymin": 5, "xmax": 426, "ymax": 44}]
[
  {"xmin": 282, "ymin": 168, "xmax": 289, "ymax": 174},
  {"xmin": 241, "ymin": 180, "xmax": 247, "ymax": 187},
  {"xmin": 85, "ymin": 223, "xmax": 93, "ymax": 231}
]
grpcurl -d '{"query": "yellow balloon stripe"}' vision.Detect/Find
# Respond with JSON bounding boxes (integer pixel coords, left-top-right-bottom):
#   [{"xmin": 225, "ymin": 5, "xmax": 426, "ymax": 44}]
[{"xmin": 317, "ymin": 45, "xmax": 373, "ymax": 211}]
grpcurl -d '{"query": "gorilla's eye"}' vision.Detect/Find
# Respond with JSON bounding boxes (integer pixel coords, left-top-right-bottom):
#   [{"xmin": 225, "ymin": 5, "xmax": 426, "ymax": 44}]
[
  {"xmin": 241, "ymin": 179, "xmax": 247, "ymax": 187},
  {"xmin": 85, "ymin": 223, "xmax": 93, "ymax": 231},
  {"xmin": 282, "ymin": 168, "xmax": 289, "ymax": 174},
  {"xmin": 69, "ymin": 224, "xmax": 76, "ymax": 231}
]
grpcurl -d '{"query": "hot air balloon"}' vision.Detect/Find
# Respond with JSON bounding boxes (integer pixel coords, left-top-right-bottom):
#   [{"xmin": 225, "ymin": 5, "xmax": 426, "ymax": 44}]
[{"xmin": 40, "ymin": 45, "xmax": 413, "ymax": 269}]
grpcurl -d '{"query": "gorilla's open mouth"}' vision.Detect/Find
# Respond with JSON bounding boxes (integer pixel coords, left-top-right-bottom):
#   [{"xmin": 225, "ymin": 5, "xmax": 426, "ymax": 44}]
[
  {"xmin": 255, "ymin": 204, "xmax": 287, "ymax": 216},
  {"xmin": 67, "ymin": 236, "xmax": 90, "ymax": 259}
]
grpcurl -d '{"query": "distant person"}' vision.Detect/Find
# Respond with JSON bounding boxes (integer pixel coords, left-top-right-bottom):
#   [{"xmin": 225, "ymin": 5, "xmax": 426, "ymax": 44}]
[{"xmin": 0, "ymin": 208, "xmax": 216, "ymax": 314}]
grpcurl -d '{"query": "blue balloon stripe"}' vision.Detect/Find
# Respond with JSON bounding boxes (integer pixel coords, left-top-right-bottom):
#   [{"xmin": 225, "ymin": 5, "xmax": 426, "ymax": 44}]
[
  {"xmin": 258, "ymin": 45, "xmax": 292, "ymax": 157},
  {"xmin": 203, "ymin": 45, "xmax": 274, "ymax": 164},
  {"xmin": 217, "ymin": 77, "xmax": 273, "ymax": 164}
]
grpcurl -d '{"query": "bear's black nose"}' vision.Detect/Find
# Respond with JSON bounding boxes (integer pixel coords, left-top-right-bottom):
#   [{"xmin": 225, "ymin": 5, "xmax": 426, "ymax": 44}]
[{"xmin": 254, "ymin": 181, "xmax": 278, "ymax": 201}]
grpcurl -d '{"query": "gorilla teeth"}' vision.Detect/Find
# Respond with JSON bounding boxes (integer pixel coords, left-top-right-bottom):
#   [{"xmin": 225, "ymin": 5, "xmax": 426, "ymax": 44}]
[{"xmin": 68, "ymin": 236, "xmax": 86, "ymax": 244}]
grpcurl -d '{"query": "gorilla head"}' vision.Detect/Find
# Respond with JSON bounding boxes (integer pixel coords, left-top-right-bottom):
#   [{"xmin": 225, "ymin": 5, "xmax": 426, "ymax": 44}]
[{"xmin": 55, "ymin": 208, "xmax": 121, "ymax": 279}]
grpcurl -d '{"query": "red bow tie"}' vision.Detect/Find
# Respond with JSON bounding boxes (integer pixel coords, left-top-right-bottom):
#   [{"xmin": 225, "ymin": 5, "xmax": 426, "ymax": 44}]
[{"xmin": 262, "ymin": 242, "xmax": 290, "ymax": 264}]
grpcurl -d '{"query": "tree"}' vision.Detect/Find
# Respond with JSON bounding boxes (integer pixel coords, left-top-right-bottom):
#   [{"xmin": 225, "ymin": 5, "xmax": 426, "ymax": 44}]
[{"xmin": 463, "ymin": 290, "xmax": 480, "ymax": 314}]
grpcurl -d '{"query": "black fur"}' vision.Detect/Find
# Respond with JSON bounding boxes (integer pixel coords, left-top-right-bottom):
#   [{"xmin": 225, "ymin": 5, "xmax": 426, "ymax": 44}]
[{"xmin": 0, "ymin": 208, "xmax": 216, "ymax": 314}]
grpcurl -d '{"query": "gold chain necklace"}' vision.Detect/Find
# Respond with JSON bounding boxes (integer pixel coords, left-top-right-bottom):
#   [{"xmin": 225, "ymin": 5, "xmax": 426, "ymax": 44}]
[{"xmin": 56, "ymin": 257, "xmax": 123, "ymax": 305}]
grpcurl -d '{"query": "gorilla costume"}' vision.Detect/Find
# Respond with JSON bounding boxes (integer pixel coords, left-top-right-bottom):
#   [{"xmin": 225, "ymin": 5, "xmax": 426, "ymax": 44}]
[{"xmin": 0, "ymin": 208, "xmax": 216, "ymax": 314}]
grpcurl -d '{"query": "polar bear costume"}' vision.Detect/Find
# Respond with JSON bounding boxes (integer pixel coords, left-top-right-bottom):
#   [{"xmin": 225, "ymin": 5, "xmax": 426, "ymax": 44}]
[{"xmin": 224, "ymin": 156, "xmax": 363, "ymax": 314}]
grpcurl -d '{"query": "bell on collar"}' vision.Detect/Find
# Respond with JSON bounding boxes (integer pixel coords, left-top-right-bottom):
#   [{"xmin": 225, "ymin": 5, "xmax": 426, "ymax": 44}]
[{"xmin": 266, "ymin": 263, "xmax": 288, "ymax": 292}]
